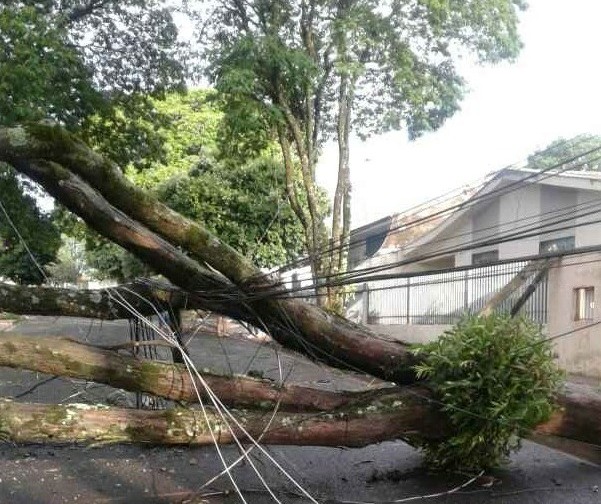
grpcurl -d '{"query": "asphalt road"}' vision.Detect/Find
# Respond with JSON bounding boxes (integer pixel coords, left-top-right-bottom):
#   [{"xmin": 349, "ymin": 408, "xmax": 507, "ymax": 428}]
[{"xmin": 0, "ymin": 316, "xmax": 599, "ymax": 504}]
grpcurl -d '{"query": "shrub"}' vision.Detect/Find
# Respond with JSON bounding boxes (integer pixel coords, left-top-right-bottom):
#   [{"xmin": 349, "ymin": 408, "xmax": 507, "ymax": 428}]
[{"xmin": 412, "ymin": 314, "xmax": 563, "ymax": 471}]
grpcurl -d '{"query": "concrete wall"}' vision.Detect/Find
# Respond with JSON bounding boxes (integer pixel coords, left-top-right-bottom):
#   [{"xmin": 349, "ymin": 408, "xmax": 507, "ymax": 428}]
[
  {"xmin": 547, "ymin": 253, "xmax": 601, "ymax": 378},
  {"xmin": 498, "ymin": 184, "xmax": 541, "ymax": 259},
  {"xmin": 576, "ymin": 188, "xmax": 601, "ymax": 248}
]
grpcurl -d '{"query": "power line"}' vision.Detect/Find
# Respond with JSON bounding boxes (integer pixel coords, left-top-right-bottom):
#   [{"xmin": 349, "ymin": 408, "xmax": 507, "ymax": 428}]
[
  {"xmin": 284, "ymin": 191, "xmax": 601, "ymax": 286},
  {"xmin": 256, "ymin": 205, "xmax": 601, "ymax": 300},
  {"xmin": 271, "ymin": 138, "xmax": 601, "ymax": 277},
  {"xmin": 0, "ymin": 196, "xmax": 49, "ymax": 283}
]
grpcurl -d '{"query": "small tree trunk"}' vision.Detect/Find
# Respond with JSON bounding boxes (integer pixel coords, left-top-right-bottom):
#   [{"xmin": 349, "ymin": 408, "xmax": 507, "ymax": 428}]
[{"xmin": 0, "ymin": 281, "xmax": 189, "ymax": 320}]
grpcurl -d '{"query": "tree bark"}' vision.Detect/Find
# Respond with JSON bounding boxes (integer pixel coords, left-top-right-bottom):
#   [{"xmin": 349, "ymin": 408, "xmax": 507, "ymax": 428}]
[
  {"xmin": 0, "ymin": 334, "xmax": 391, "ymax": 412},
  {"xmin": 0, "ymin": 334, "xmax": 600, "ymax": 453},
  {"xmin": 0, "ymin": 281, "xmax": 189, "ymax": 320},
  {"xmin": 0, "ymin": 383, "xmax": 598, "ymax": 455},
  {"xmin": 0, "ymin": 124, "xmax": 417, "ymax": 384},
  {"xmin": 0, "ymin": 397, "xmax": 445, "ymax": 447}
]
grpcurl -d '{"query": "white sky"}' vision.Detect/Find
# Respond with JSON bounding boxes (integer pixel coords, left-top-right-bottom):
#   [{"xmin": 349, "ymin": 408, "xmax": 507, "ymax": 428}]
[{"xmin": 316, "ymin": 0, "xmax": 601, "ymax": 227}]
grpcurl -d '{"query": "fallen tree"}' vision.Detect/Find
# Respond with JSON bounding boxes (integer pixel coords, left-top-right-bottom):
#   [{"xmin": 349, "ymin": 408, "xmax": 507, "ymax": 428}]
[
  {"xmin": 1, "ymin": 387, "xmax": 598, "ymax": 449},
  {"xmin": 0, "ymin": 123, "xmax": 600, "ymax": 469},
  {"xmin": 0, "ymin": 281, "xmax": 190, "ymax": 320},
  {"xmin": 0, "ymin": 335, "xmax": 599, "ymax": 454},
  {"xmin": 0, "ymin": 124, "xmax": 416, "ymax": 384}
]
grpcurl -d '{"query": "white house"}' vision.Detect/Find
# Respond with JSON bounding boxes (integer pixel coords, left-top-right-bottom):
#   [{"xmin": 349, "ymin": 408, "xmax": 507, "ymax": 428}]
[{"xmin": 346, "ymin": 168, "xmax": 601, "ymax": 378}]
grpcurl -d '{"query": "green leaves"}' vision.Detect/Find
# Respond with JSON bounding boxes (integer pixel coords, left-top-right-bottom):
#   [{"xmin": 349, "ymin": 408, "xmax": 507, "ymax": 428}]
[
  {"xmin": 526, "ymin": 135, "xmax": 601, "ymax": 172},
  {"xmin": 157, "ymin": 154, "xmax": 306, "ymax": 269},
  {"xmin": 0, "ymin": 5, "xmax": 100, "ymax": 127},
  {"xmin": 0, "ymin": 165, "xmax": 61, "ymax": 284},
  {"xmin": 412, "ymin": 314, "xmax": 563, "ymax": 470}
]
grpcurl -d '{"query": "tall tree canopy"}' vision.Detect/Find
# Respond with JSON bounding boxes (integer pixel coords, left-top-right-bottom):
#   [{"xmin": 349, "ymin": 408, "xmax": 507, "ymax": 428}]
[
  {"xmin": 129, "ymin": 90, "xmax": 307, "ymax": 269},
  {"xmin": 62, "ymin": 90, "xmax": 307, "ymax": 279},
  {"xmin": 0, "ymin": 0, "xmax": 188, "ymax": 282},
  {"xmin": 198, "ymin": 0, "xmax": 527, "ymax": 306}
]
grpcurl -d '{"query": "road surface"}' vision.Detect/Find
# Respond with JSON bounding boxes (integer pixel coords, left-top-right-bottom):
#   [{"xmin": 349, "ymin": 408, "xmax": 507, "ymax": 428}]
[{"xmin": 0, "ymin": 316, "xmax": 599, "ymax": 504}]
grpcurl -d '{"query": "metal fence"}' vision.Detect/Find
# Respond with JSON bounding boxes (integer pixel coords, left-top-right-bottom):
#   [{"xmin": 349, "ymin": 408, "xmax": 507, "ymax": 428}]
[{"xmin": 364, "ymin": 261, "xmax": 548, "ymax": 325}]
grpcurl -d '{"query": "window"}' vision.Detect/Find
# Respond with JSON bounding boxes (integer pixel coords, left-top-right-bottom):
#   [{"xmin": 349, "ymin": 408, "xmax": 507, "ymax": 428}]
[
  {"xmin": 472, "ymin": 250, "xmax": 499, "ymax": 266},
  {"xmin": 539, "ymin": 236, "xmax": 575, "ymax": 254},
  {"xmin": 365, "ymin": 233, "xmax": 386, "ymax": 257},
  {"xmin": 574, "ymin": 287, "xmax": 594, "ymax": 321},
  {"xmin": 291, "ymin": 273, "xmax": 301, "ymax": 291}
]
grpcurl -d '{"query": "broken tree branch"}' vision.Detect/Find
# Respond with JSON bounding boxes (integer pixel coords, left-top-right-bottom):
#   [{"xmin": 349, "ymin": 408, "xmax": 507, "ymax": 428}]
[
  {"xmin": 0, "ymin": 124, "xmax": 416, "ymax": 383},
  {"xmin": 0, "ymin": 282, "xmax": 188, "ymax": 320},
  {"xmin": 479, "ymin": 259, "xmax": 551, "ymax": 316}
]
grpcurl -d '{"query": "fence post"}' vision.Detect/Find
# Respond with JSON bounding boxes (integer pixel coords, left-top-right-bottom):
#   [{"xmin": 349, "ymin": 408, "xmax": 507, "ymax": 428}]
[
  {"xmin": 464, "ymin": 270, "xmax": 469, "ymax": 313},
  {"xmin": 362, "ymin": 283, "xmax": 369, "ymax": 325},
  {"xmin": 406, "ymin": 278, "xmax": 411, "ymax": 325}
]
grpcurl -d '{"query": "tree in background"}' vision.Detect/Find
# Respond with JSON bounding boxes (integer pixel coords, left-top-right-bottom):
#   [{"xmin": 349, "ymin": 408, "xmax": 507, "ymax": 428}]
[
  {"xmin": 61, "ymin": 90, "xmax": 306, "ymax": 279},
  {"xmin": 199, "ymin": 0, "xmax": 526, "ymax": 308},
  {"xmin": 46, "ymin": 237, "xmax": 88, "ymax": 286},
  {"xmin": 130, "ymin": 90, "xmax": 306, "ymax": 269},
  {"xmin": 0, "ymin": 165, "xmax": 60, "ymax": 284},
  {"xmin": 527, "ymin": 134, "xmax": 601, "ymax": 172}
]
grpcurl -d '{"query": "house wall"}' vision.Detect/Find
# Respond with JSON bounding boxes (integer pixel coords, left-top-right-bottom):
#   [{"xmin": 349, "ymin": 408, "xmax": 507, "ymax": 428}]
[
  {"xmin": 360, "ymin": 181, "xmax": 601, "ymax": 378},
  {"xmin": 498, "ymin": 184, "xmax": 541, "ymax": 259},
  {"xmin": 420, "ymin": 183, "xmax": 600, "ymax": 268},
  {"xmin": 575, "ymin": 189, "xmax": 601, "ymax": 248},
  {"xmin": 547, "ymin": 253, "xmax": 601, "ymax": 378}
]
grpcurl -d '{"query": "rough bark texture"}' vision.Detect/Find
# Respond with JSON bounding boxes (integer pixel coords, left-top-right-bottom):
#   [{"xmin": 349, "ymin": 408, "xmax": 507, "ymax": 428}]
[
  {"xmin": 0, "ymin": 282, "xmax": 188, "ymax": 320},
  {"xmin": 0, "ymin": 124, "xmax": 417, "ymax": 384},
  {"xmin": 0, "ymin": 334, "xmax": 598, "ymax": 452},
  {"xmin": 533, "ymin": 383, "xmax": 601, "ymax": 446},
  {"xmin": 0, "ymin": 397, "xmax": 444, "ymax": 447},
  {"xmin": 0, "ymin": 334, "xmax": 390, "ymax": 412}
]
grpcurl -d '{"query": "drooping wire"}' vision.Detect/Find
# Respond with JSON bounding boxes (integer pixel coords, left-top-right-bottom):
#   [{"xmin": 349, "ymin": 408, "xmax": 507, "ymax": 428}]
[{"xmin": 269, "ymin": 137, "xmax": 601, "ymax": 278}]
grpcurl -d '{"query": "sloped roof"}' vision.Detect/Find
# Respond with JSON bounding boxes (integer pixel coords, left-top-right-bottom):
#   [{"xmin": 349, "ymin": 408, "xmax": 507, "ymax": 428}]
[{"xmin": 401, "ymin": 166, "xmax": 601, "ymax": 257}]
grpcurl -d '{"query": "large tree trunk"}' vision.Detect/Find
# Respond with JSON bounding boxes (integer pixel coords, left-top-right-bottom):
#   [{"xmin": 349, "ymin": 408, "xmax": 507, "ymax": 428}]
[
  {"xmin": 2, "ymin": 123, "xmax": 601, "ymax": 463},
  {"xmin": 0, "ymin": 124, "xmax": 417, "ymax": 384},
  {"xmin": 0, "ymin": 334, "xmax": 392, "ymax": 412},
  {"xmin": 0, "ymin": 397, "xmax": 444, "ymax": 447},
  {"xmin": 0, "ymin": 334, "xmax": 599, "ymax": 455}
]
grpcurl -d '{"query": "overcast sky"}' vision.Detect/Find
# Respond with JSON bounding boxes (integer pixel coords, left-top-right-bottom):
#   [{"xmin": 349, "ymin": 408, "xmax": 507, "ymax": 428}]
[{"xmin": 316, "ymin": 0, "xmax": 601, "ymax": 227}]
